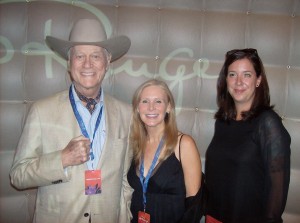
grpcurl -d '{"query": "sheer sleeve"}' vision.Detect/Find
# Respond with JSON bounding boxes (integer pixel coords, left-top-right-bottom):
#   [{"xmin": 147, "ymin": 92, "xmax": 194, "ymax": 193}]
[{"xmin": 257, "ymin": 110, "xmax": 291, "ymax": 223}]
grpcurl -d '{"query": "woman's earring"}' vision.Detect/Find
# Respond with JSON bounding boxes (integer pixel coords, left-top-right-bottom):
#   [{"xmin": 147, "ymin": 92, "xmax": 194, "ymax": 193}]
[{"xmin": 256, "ymin": 84, "xmax": 259, "ymax": 87}]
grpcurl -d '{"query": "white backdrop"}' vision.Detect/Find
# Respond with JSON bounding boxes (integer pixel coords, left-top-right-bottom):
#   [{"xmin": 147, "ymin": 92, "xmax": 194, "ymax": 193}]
[{"xmin": 0, "ymin": 0, "xmax": 299, "ymax": 222}]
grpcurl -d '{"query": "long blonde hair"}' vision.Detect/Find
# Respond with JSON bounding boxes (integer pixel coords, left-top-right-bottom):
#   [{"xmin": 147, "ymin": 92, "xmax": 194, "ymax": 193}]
[{"xmin": 131, "ymin": 79, "xmax": 178, "ymax": 165}]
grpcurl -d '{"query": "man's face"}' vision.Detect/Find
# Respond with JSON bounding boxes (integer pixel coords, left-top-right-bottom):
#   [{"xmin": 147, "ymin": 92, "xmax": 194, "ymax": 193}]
[{"xmin": 69, "ymin": 45, "xmax": 110, "ymax": 97}]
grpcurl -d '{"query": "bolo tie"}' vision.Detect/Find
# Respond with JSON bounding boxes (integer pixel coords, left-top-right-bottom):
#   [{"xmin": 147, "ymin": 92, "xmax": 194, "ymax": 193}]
[{"xmin": 75, "ymin": 87, "xmax": 101, "ymax": 114}]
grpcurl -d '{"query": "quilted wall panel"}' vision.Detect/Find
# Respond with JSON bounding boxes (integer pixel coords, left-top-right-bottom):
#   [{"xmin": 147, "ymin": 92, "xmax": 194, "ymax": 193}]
[{"xmin": 0, "ymin": 0, "xmax": 299, "ymax": 222}]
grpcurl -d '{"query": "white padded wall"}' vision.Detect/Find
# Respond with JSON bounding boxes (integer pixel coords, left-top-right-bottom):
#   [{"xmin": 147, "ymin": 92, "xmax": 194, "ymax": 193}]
[{"xmin": 0, "ymin": 0, "xmax": 299, "ymax": 222}]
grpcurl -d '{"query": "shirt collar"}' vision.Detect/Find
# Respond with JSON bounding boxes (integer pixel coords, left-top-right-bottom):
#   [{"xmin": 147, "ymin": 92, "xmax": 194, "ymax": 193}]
[{"xmin": 71, "ymin": 83, "xmax": 104, "ymax": 105}]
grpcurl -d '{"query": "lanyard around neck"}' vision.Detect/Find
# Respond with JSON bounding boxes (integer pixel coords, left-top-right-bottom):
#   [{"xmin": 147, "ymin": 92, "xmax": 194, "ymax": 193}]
[
  {"xmin": 69, "ymin": 86, "xmax": 103, "ymax": 163},
  {"xmin": 139, "ymin": 137, "xmax": 165, "ymax": 211}
]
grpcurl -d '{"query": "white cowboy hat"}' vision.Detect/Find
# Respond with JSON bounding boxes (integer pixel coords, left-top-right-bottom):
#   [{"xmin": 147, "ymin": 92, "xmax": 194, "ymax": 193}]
[{"xmin": 45, "ymin": 19, "xmax": 130, "ymax": 62}]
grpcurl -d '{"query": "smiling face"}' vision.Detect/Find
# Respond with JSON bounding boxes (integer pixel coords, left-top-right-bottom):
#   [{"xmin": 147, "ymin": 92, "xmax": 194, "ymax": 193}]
[
  {"xmin": 226, "ymin": 58, "xmax": 262, "ymax": 115},
  {"xmin": 69, "ymin": 45, "xmax": 110, "ymax": 98},
  {"xmin": 138, "ymin": 85, "xmax": 171, "ymax": 130}
]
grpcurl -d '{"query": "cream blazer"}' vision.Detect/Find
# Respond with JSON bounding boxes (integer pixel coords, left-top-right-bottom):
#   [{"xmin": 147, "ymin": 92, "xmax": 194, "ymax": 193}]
[{"xmin": 10, "ymin": 90, "xmax": 133, "ymax": 223}]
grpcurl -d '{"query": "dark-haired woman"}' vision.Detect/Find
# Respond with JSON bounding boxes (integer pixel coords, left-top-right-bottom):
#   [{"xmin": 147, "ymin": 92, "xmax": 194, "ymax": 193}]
[{"xmin": 205, "ymin": 49, "xmax": 291, "ymax": 223}]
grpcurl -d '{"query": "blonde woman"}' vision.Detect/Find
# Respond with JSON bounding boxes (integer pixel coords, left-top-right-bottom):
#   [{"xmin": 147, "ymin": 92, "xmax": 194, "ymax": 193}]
[{"xmin": 127, "ymin": 79, "xmax": 202, "ymax": 223}]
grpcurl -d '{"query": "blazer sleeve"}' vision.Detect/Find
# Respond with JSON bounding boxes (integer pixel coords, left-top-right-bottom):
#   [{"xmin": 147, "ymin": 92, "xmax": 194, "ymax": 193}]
[
  {"xmin": 118, "ymin": 116, "xmax": 134, "ymax": 223},
  {"xmin": 10, "ymin": 103, "xmax": 69, "ymax": 189}
]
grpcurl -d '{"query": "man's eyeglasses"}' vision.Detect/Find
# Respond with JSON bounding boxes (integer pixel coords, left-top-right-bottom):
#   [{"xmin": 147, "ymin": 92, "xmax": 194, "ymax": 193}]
[{"xmin": 226, "ymin": 48, "xmax": 258, "ymax": 57}]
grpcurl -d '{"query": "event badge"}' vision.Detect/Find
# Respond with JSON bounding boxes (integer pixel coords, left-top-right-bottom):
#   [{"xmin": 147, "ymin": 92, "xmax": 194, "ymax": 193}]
[
  {"xmin": 206, "ymin": 215, "xmax": 222, "ymax": 223},
  {"xmin": 85, "ymin": 170, "xmax": 101, "ymax": 195},
  {"xmin": 138, "ymin": 211, "xmax": 150, "ymax": 223}
]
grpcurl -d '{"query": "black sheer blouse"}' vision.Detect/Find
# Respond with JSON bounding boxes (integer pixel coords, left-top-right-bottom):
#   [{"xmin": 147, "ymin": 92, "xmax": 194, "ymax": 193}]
[{"xmin": 205, "ymin": 109, "xmax": 291, "ymax": 223}]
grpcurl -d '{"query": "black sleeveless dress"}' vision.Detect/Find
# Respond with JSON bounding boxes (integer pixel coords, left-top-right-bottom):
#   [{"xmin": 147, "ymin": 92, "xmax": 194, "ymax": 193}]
[{"xmin": 127, "ymin": 153, "xmax": 186, "ymax": 223}]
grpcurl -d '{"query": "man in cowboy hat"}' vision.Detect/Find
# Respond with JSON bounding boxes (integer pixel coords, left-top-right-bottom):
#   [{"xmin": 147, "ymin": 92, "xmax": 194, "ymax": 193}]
[{"xmin": 10, "ymin": 19, "xmax": 133, "ymax": 223}]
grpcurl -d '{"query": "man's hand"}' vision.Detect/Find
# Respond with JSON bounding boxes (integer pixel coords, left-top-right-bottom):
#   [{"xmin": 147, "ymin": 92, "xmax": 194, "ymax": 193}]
[{"xmin": 61, "ymin": 135, "xmax": 91, "ymax": 168}]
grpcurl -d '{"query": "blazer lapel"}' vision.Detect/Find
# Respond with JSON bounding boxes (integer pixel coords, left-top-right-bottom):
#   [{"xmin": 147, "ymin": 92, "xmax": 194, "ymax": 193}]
[
  {"xmin": 97, "ymin": 94, "xmax": 117, "ymax": 170},
  {"xmin": 58, "ymin": 91, "xmax": 82, "ymax": 137}
]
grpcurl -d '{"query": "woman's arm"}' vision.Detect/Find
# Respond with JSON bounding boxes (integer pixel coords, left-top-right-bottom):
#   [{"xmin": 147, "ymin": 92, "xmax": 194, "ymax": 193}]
[
  {"xmin": 179, "ymin": 134, "xmax": 202, "ymax": 197},
  {"xmin": 258, "ymin": 111, "xmax": 291, "ymax": 223}
]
